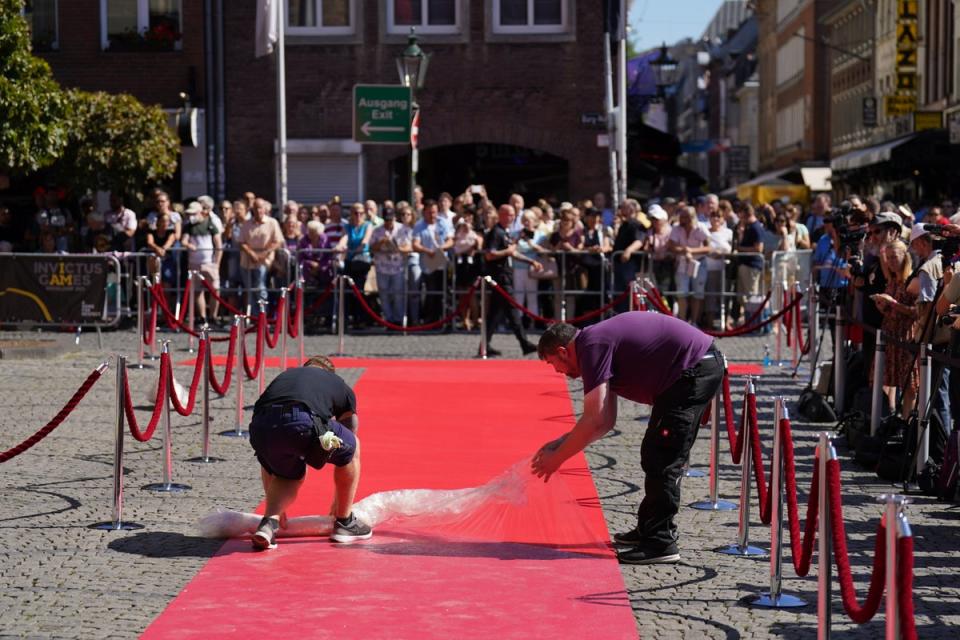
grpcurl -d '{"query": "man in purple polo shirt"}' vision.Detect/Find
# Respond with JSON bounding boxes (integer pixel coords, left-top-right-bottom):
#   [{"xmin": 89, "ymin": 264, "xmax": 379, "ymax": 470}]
[{"xmin": 531, "ymin": 312, "xmax": 725, "ymax": 564}]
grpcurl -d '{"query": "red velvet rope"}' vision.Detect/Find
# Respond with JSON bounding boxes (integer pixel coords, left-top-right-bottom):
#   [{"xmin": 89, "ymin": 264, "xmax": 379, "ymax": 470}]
[
  {"xmin": 747, "ymin": 391, "xmax": 769, "ymax": 523},
  {"xmin": 796, "ymin": 298, "xmax": 810, "ymax": 355},
  {"xmin": 780, "ymin": 418, "xmax": 820, "ymax": 577},
  {"xmin": 702, "ymin": 291, "xmax": 797, "ymax": 338},
  {"xmin": 143, "ymin": 293, "xmax": 158, "ymax": 346},
  {"xmin": 347, "ymin": 279, "xmax": 479, "ymax": 332},
  {"xmin": 287, "ymin": 286, "xmax": 303, "ymax": 338},
  {"xmin": 151, "ymin": 284, "xmax": 235, "ymax": 342},
  {"xmin": 124, "ymin": 352, "xmax": 169, "ymax": 442},
  {"xmin": 168, "ymin": 338, "xmax": 207, "ymax": 416},
  {"xmin": 827, "ymin": 459, "xmax": 888, "ymax": 624},
  {"xmin": 263, "ymin": 295, "xmax": 285, "ymax": 349},
  {"xmin": 721, "ymin": 375, "xmax": 747, "ymax": 464},
  {"xmin": 242, "ymin": 315, "xmax": 266, "ymax": 379},
  {"xmin": 488, "ymin": 281, "xmax": 630, "ymax": 325},
  {"xmin": 303, "ymin": 279, "xmax": 337, "ymax": 316},
  {"xmin": 200, "ymin": 277, "xmax": 244, "ymax": 316},
  {"xmin": 0, "ymin": 366, "xmax": 106, "ymax": 463},
  {"xmin": 898, "ymin": 536, "xmax": 918, "ymax": 640},
  {"xmin": 208, "ymin": 325, "xmax": 238, "ymax": 395}
]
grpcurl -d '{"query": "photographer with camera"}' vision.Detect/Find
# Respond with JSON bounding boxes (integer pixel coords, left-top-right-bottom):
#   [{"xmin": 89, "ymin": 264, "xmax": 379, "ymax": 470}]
[{"xmin": 851, "ymin": 213, "xmax": 904, "ymax": 368}]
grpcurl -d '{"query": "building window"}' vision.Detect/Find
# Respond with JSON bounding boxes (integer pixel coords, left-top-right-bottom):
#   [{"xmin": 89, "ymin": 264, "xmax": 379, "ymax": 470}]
[
  {"xmin": 387, "ymin": 0, "xmax": 459, "ymax": 34},
  {"xmin": 493, "ymin": 0, "xmax": 566, "ymax": 34},
  {"xmin": 775, "ymin": 28, "xmax": 805, "ymax": 87},
  {"xmin": 287, "ymin": 0, "xmax": 355, "ymax": 35},
  {"xmin": 23, "ymin": 1, "xmax": 58, "ymax": 51},
  {"xmin": 101, "ymin": 0, "xmax": 182, "ymax": 51}
]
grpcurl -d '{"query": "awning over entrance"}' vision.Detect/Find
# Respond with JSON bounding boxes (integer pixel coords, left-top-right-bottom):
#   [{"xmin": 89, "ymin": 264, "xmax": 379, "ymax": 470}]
[
  {"xmin": 830, "ymin": 135, "xmax": 917, "ymax": 172},
  {"xmin": 800, "ymin": 167, "xmax": 832, "ymax": 192},
  {"xmin": 735, "ymin": 167, "xmax": 792, "ymax": 188}
]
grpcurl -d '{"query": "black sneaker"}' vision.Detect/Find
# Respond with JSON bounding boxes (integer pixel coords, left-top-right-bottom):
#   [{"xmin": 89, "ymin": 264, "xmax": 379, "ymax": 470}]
[
  {"xmin": 612, "ymin": 527, "xmax": 644, "ymax": 547},
  {"xmin": 485, "ymin": 347, "xmax": 502, "ymax": 357},
  {"xmin": 252, "ymin": 516, "xmax": 280, "ymax": 551},
  {"xmin": 330, "ymin": 513, "xmax": 372, "ymax": 543},
  {"xmin": 521, "ymin": 341, "xmax": 538, "ymax": 355},
  {"xmin": 617, "ymin": 543, "xmax": 680, "ymax": 565}
]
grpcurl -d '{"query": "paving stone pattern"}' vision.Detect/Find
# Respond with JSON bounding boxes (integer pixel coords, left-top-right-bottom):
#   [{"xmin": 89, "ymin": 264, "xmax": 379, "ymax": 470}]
[{"xmin": 0, "ymin": 326, "xmax": 957, "ymax": 639}]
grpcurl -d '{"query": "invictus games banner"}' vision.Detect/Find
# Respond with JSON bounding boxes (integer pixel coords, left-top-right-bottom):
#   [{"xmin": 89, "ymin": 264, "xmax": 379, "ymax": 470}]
[{"xmin": 0, "ymin": 254, "xmax": 108, "ymax": 324}]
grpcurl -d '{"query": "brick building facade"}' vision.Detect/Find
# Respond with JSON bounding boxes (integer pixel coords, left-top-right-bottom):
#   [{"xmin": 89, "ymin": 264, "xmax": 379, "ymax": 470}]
[{"xmin": 36, "ymin": 1, "xmax": 609, "ymax": 206}]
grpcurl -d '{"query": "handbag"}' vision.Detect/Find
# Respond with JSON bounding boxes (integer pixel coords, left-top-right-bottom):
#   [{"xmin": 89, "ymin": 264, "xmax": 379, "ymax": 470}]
[{"xmin": 530, "ymin": 256, "xmax": 558, "ymax": 280}]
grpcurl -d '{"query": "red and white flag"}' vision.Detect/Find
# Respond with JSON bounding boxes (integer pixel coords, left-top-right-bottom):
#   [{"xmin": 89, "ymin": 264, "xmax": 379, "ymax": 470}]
[{"xmin": 410, "ymin": 109, "xmax": 420, "ymax": 149}]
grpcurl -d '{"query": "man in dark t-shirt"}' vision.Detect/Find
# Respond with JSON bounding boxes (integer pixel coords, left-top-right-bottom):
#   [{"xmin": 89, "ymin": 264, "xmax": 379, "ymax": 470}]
[
  {"xmin": 247, "ymin": 355, "xmax": 372, "ymax": 550},
  {"xmin": 482, "ymin": 204, "xmax": 542, "ymax": 356},
  {"xmin": 532, "ymin": 313, "xmax": 725, "ymax": 564}
]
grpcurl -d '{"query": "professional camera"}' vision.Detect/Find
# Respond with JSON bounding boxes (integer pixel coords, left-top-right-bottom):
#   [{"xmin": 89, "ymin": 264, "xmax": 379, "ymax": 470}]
[
  {"xmin": 939, "ymin": 304, "xmax": 960, "ymax": 327},
  {"xmin": 922, "ymin": 223, "xmax": 960, "ymax": 259}
]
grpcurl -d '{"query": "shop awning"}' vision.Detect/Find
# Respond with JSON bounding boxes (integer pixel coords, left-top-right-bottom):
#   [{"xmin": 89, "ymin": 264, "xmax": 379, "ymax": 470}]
[
  {"xmin": 830, "ymin": 135, "xmax": 917, "ymax": 172},
  {"xmin": 800, "ymin": 167, "xmax": 832, "ymax": 191},
  {"xmin": 735, "ymin": 167, "xmax": 792, "ymax": 187}
]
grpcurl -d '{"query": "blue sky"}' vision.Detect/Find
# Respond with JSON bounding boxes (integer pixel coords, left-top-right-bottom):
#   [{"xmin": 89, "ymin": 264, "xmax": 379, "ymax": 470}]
[{"xmin": 629, "ymin": 0, "xmax": 729, "ymax": 50}]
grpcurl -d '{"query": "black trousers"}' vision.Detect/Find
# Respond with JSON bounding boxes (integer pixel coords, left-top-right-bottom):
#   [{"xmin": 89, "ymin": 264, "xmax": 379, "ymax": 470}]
[
  {"xmin": 635, "ymin": 349, "xmax": 726, "ymax": 549},
  {"xmin": 486, "ymin": 281, "xmax": 529, "ymax": 348}
]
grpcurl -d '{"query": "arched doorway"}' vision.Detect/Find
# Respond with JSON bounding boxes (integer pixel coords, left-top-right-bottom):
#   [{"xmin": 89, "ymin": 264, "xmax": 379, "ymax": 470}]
[{"xmin": 389, "ymin": 143, "xmax": 570, "ymax": 204}]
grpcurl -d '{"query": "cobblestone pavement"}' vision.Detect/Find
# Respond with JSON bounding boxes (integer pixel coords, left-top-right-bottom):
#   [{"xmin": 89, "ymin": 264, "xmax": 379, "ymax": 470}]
[{"xmin": 0, "ymin": 326, "xmax": 957, "ymax": 639}]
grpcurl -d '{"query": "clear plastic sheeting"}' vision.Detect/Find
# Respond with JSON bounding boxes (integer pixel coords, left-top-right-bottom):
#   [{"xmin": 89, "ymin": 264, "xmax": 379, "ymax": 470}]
[{"xmin": 198, "ymin": 460, "xmax": 603, "ymax": 550}]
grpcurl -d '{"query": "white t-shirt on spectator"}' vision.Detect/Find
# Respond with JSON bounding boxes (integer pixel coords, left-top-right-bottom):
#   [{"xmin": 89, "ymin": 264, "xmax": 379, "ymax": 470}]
[{"xmin": 705, "ymin": 227, "xmax": 733, "ymax": 271}]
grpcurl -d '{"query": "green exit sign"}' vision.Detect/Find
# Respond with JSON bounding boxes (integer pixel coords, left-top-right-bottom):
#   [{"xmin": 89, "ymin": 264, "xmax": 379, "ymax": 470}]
[{"xmin": 353, "ymin": 85, "xmax": 412, "ymax": 145}]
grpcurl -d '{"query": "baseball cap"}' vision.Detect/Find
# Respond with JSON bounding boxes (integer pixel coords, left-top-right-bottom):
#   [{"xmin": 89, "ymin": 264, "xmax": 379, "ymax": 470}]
[
  {"xmin": 910, "ymin": 222, "xmax": 930, "ymax": 243},
  {"xmin": 870, "ymin": 212, "xmax": 902, "ymax": 230},
  {"xmin": 197, "ymin": 195, "xmax": 215, "ymax": 209},
  {"xmin": 648, "ymin": 204, "xmax": 668, "ymax": 221},
  {"xmin": 382, "ymin": 207, "xmax": 396, "ymax": 220},
  {"xmin": 185, "ymin": 201, "xmax": 203, "ymax": 215}
]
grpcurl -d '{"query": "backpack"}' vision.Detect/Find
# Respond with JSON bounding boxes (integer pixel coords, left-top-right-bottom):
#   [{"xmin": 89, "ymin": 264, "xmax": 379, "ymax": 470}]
[
  {"xmin": 837, "ymin": 410, "xmax": 869, "ymax": 453},
  {"xmin": 875, "ymin": 414, "xmax": 914, "ymax": 483},
  {"xmin": 855, "ymin": 413, "xmax": 905, "ymax": 470},
  {"xmin": 797, "ymin": 386, "xmax": 837, "ymax": 423},
  {"xmin": 937, "ymin": 429, "xmax": 960, "ymax": 502}
]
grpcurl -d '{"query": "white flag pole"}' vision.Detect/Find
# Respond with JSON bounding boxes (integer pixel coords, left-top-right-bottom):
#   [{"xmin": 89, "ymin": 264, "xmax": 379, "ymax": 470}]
[{"xmin": 276, "ymin": 0, "xmax": 288, "ymax": 207}]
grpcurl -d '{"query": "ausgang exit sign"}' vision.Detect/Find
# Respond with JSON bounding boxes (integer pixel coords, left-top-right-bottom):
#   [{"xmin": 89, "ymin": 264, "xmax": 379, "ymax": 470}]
[{"xmin": 353, "ymin": 85, "xmax": 412, "ymax": 145}]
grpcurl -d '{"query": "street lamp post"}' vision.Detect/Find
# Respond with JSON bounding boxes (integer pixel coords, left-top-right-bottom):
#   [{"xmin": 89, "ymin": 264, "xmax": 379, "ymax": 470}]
[
  {"xmin": 397, "ymin": 29, "xmax": 429, "ymax": 203},
  {"xmin": 650, "ymin": 42, "xmax": 679, "ymax": 99}
]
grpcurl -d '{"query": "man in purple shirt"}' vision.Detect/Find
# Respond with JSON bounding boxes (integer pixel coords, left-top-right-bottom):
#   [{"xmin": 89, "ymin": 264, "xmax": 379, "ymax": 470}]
[{"xmin": 532, "ymin": 312, "xmax": 725, "ymax": 564}]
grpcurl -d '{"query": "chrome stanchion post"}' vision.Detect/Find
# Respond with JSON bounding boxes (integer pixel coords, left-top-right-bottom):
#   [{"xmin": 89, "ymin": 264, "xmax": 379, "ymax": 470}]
[
  {"xmin": 479, "ymin": 277, "xmax": 489, "ymax": 359},
  {"xmin": 792, "ymin": 283, "xmax": 801, "ymax": 369},
  {"xmin": 188, "ymin": 326, "xmax": 222, "ymax": 463},
  {"xmin": 146, "ymin": 277, "xmax": 159, "ymax": 361},
  {"xmin": 808, "ymin": 280, "xmax": 818, "ymax": 375},
  {"xmin": 817, "ymin": 432, "xmax": 836, "ymax": 640},
  {"xmin": 916, "ymin": 342, "xmax": 931, "ymax": 478},
  {"xmin": 627, "ymin": 280, "xmax": 636, "ymax": 312},
  {"xmin": 279, "ymin": 287, "xmax": 289, "ymax": 371},
  {"xmin": 871, "ymin": 330, "xmax": 887, "ymax": 436},
  {"xmin": 220, "ymin": 315, "xmax": 249, "ymax": 438},
  {"xmin": 187, "ymin": 270, "xmax": 196, "ymax": 353},
  {"xmin": 143, "ymin": 342, "xmax": 192, "ymax": 493},
  {"xmin": 336, "ymin": 275, "xmax": 346, "ymax": 356},
  {"xmin": 834, "ymin": 304, "xmax": 846, "ymax": 415},
  {"xmin": 90, "ymin": 360, "xmax": 142, "ymax": 530},
  {"xmin": 776, "ymin": 278, "xmax": 783, "ymax": 366},
  {"xmin": 131, "ymin": 277, "xmax": 147, "ymax": 369},
  {"xmin": 691, "ymin": 389, "xmax": 737, "ymax": 511},
  {"xmin": 297, "ymin": 277, "xmax": 305, "ymax": 365},
  {"xmin": 749, "ymin": 399, "xmax": 806, "ymax": 607},
  {"xmin": 718, "ymin": 377, "xmax": 766, "ymax": 556},
  {"xmin": 258, "ymin": 300, "xmax": 267, "ymax": 395},
  {"xmin": 877, "ymin": 494, "xmax": 908, "ymax": 640}
]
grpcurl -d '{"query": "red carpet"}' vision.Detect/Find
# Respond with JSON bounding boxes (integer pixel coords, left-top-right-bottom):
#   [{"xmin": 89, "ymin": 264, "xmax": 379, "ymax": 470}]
[{"xmin": 143, "ymin": 358, "xmax": 637, "ymax": 639}]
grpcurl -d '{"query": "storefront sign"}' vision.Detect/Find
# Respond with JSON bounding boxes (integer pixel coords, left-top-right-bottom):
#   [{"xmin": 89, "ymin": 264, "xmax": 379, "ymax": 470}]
[
  {"xmin": 0, "ymin": 255, "xmax": 107, "ymax": 323},
  {"xmin": 890, "ymin": 0, "xmax": 919, "ymax": 116},
  {"xmin": 914, "ymin": 111, "xmax": 942, "ymax": 132},
  {"xmin": 726, "ymin": 146, "xmax": 751, "ymax": 178}
]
